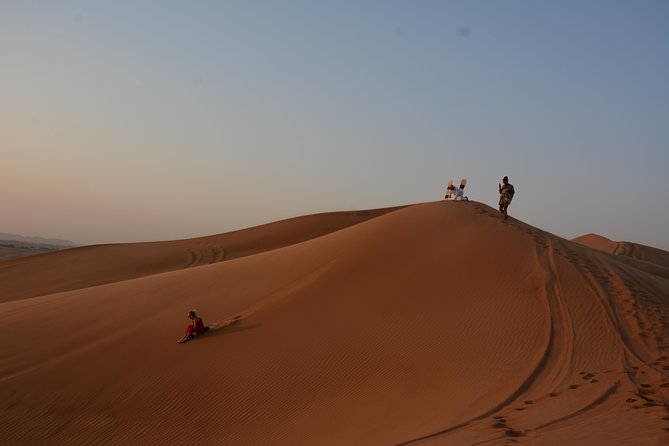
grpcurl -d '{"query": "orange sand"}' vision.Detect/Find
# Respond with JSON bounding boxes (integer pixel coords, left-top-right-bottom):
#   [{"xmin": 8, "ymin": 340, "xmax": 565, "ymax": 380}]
[{"xmin": 1, "ymin": 202, "xmax": 668, "ymax": 445}]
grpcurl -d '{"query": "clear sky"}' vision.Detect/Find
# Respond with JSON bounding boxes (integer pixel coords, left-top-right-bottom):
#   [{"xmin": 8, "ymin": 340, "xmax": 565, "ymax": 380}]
[{"xmin": 1, "ymin": 1, "xmax": 668, "ymax": 248}]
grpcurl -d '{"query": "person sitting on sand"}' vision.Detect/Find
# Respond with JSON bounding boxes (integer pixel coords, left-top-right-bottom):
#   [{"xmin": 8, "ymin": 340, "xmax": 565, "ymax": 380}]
[
  {"xmin": 445, "ymin": 179, "xmax": 468, "ymax": 201},
  {"xmin": 178, "ymin": 310, "xmax": 209, "ymax": 343},
  {"xmin": 498, "ymin": 176, "xmax": 515, "ymax": 219}
]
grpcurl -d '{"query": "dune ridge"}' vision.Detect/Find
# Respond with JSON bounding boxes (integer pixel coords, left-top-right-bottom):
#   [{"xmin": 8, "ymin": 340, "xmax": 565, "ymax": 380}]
[
  {"xmin": 574, "ymin": 233, "xmax": 669, "ymax": 269},
  {"xmin": 1, "ymin": 201, "xmax": 668, "ymax": 445},
  {"xmin": 0, "ymin": 205, "xmax": 404, "ymax": 303}
]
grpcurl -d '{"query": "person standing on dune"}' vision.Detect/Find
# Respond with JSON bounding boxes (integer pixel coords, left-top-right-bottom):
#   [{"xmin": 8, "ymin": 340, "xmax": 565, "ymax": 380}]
[{"xmin": 498, "ymin": 176, "xmax": 515, "ymax": 219}]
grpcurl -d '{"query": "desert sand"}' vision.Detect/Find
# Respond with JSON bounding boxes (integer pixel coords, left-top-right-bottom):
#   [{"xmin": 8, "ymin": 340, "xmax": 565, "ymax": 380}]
[{"xmin": 1, "ymin": 201, "xmax": 668, "ymax": 445}]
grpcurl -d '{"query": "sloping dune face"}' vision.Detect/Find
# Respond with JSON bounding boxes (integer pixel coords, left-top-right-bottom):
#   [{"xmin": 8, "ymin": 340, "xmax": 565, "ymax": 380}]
[
  {"xmin": 574, "ymin": 233, "xmax": 669, "ymax": 270},
  {"xmin": 0, "ymin": 206, "xmax": 404, "ymax": 303},
  {"xmin": 1, "ymin": 202, "xmax": 668, "ymax": 445}
]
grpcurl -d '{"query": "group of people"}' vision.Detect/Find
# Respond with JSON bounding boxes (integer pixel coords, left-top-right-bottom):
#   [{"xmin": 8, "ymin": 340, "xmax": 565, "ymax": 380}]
[{"xmin": 445, "ymin": 175, "xmax": 515, "ymax": 220}]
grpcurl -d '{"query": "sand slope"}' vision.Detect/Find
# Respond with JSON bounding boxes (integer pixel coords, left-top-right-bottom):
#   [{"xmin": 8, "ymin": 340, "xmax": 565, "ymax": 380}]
[
  {"xmin": 0, "ymin": 206, "xmax": 403, "ymax": 303},
  {"xmin": 1, "ymin": 202, "xmax": 668, "ymax": 445},
  {"xmin": 574, "ymin": 233, "xmax": 669, "ymax": 269}
]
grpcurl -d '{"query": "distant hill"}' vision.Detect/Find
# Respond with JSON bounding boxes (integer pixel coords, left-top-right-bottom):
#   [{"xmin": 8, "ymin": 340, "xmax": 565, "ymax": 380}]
[
  {"xmin": 572, "ymin": 233, "xmax": 669, "ymax": 269},
  {"xmin": 0, "ymin": 233, "xmax": 77, "ymax": 261},
  {"xmin": 0, "ymin": 233, "xmax": 77, "ymax": 247}
]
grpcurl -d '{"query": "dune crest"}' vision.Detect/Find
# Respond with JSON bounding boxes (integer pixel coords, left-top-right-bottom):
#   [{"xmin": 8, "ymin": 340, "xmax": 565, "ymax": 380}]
[
  {"xmin": 1, "ymin": 202, "xmax": 668, "ymax": 445},
  {"xmin": 574, "ymin": 233, "xmax": 669, "ymax": 269},
  {"xmin": 0, "ymin": 206, "xmax": 404, "ymax": 303}
]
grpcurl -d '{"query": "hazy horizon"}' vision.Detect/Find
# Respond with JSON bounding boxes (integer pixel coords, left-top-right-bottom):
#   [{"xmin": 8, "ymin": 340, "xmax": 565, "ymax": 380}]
[{"xmin": 2, "ymin": 1, "xmax": 668, "ymax": 249}]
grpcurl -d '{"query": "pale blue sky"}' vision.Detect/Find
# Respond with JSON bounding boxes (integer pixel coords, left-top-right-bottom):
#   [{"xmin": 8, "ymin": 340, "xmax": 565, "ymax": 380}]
[{"xmin": 1, "ymin": 1, "xmax": 668, "ymax": 248}]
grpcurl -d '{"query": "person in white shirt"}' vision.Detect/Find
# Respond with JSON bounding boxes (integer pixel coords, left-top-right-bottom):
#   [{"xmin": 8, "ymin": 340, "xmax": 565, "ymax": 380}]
[
  {"xmin": 445, "ymin": 179, "xmax": 468, "ymax": 201},
  {"xmin": 445, "ymin": 185, "xmax": 462, "ymax": 200}
]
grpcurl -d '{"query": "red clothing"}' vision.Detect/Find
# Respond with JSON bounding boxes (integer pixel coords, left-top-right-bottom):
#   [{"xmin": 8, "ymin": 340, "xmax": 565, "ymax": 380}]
[{"xmin": 185, "ymin": 317, "xmax": 205, "ymax": 335}]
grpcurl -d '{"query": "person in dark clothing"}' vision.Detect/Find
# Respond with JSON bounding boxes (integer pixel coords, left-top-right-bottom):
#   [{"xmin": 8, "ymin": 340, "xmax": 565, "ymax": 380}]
[{"xmin": 498, "ymin": 176, "xmax": 515, "ymax": 219}]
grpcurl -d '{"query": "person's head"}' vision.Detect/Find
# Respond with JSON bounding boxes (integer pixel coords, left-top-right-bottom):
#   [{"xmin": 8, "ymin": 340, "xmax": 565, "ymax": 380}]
[
  {"xmin": 503, "ymin": 176, "xmax": 509, "ymax": 184},
  {"xmin": 188, "ymin": 310, "xmax": 198, "ymax": 320}
]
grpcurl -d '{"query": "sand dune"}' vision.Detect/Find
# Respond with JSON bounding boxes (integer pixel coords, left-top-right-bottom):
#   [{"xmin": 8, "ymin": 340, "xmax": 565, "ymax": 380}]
[
  {"xmin": 574, "ymin": 233, "xmax": 669, "ymax": 269},
  {"xmin": 0, "ymin": 206, "xmax": 403, "ymax": 303},
  {"xmin": 1, "ymin": 202, "xmax": 668, "ymax": 445}
]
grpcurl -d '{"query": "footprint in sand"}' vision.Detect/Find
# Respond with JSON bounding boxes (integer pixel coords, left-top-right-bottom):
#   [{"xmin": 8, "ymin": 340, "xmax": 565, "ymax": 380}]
[{"xmin": 505, "ymin": 429, "xmax": 524, "ymax": 437}]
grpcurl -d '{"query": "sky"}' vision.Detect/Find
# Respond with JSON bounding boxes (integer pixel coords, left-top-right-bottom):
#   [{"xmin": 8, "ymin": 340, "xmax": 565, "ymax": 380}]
[{"xmin": 1, "ymin": 1, "xmax": 668, "ymax": 248}]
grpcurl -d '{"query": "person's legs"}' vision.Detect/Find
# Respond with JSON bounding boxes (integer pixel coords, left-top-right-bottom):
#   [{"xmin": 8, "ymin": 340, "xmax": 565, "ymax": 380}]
[
  {"xmin": 178, "ymin": 331, "xmax": 191, "ymax": 343},
  {"xmin": 499, "ymin": 197, "xmax": 509, "ymax": 219}
]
